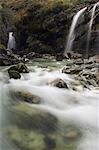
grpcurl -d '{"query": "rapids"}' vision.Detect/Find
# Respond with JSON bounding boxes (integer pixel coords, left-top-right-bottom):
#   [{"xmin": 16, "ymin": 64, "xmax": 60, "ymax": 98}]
[{"xmin": 0, "ymin": 63, "xmax": 99, "ymax": 150}]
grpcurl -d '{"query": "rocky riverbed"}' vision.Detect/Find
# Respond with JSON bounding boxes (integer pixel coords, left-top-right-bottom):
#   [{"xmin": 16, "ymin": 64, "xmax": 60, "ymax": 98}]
[{"xmin": 0, "ymin": 58, "xmax": 99, "ymax": 150}]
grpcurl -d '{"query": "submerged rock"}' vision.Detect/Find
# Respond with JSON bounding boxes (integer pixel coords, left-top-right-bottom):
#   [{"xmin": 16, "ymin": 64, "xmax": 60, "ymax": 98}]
[
  {"xmin": 50, "ymin": 78, "xmax": 68, "ymax": 89},
  {"xmin": 5, "ymin": 127, "xmax": 46, "ymax": 150},
  {"xmin": 10, "ymin": 91, "xmax": 41, "ymax": 104},
  {"xmin": 64, "ymin": 129, "xmax": 81, "ymax": 140},
  {"xmin": 6, "ymin": 103, "xmax": 58, "ymax": 133}
]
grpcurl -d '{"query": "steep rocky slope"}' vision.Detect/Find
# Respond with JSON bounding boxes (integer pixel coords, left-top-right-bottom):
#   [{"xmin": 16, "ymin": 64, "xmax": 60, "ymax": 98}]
[{"xmin": 0, "ymin": 0, "xmax": 99, "ymax": 55}]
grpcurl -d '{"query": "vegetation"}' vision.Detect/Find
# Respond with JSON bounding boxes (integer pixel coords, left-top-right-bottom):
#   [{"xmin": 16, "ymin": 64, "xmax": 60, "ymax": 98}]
[{"xmin": 0, "ymin": 0, "xmax": 98, "ymax": 53}]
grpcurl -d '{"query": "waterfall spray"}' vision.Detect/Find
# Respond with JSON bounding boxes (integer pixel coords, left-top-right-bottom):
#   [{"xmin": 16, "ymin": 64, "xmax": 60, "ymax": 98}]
[{"xmin": 64, "ymin": 7, "xmax": 87, "ymax": 56}]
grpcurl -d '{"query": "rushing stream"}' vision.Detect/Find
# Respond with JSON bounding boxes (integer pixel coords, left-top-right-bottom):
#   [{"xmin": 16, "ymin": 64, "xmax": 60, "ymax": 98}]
[{"xmin": 0, "ymin": 59, "xmax": 99, "ymax": 150}]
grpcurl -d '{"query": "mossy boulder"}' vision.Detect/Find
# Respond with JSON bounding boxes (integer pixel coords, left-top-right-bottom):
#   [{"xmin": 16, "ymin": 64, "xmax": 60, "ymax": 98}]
[
  {"xmin": 8, "ymin": 63, "xmax": 29, "ymax": 74},
  {"xmin": 8, "ymin": 70, "xmax": 21, "ymax": 79}
]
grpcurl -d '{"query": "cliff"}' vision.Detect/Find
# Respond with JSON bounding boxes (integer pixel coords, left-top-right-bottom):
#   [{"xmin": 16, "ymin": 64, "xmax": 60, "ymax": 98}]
[{"xmin": 0, "ymin": 0, "xmax": 98, "ymax": 55}]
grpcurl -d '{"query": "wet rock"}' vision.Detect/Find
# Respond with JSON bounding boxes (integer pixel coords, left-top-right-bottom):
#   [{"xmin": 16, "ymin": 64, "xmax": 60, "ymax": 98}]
[
  {"xmin": 17, "ymin": 63, "xmax": 29, "ymax": 73},
  {"xmin": 8, "ymin": 70, "xmax": 21, "ymax": 79},
  {"xmin": 11, "ymin": 91, "xmax": 41, "ymax": 104},
  {"xmin": 6, "ymin": 103, "xmax": 58, "ymax": 133},
  {"xmin": 56, "ymin": 53, "xmax": 66, "ymax": 61},
  {"xmin": 64, "ymin": 129, "xmax": 81, "ymax": 140},
  {"xmin": 62, "ymin": 66, "xmax": 82, "ymax": 75},
  {"xmin": 74, "ymin": 59, "xmax": 84, "ymax": 65},
  {"xmin": 50, "ymin": 78, "xmax": 68, "ymax": 89},
  {"xmin": 8, "ymin": 63, "xmax": 29, "ymax": 74},
  {"xmin": 0, "ymin": 48, "xmax": 23, "ymax": 66},
  {"xmin": 68, "ymin": 80, "xmax": 84, "ymax": 91},
  {"xmin": 71, "ymin": 52, "xmax": 82, "ymax": 59}
]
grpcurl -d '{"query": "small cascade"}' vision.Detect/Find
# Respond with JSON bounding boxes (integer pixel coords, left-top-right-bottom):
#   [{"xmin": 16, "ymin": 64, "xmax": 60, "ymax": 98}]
[
  {"xmin": 7, "ymin": 32, "xmax": 16, "ymax": 50},
  {"xmin": 64, "ymin": 7, "xmax": 87, "ymax": 56},
  {"xmin": 86, "ymin": 2, "xmax": 99, "ymax": 58}
]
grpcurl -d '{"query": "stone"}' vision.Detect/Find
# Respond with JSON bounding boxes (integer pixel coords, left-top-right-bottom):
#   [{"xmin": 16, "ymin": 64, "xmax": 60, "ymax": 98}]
[
  {"xmin": 62, "ymin": 66, "xmax": 82, "ymax": 75},
  {"xmin": 8, "ymin": 70, "xmax": 21, "ymax": 79},
  {"xmin": 8, "ymin": 63, "xmax": 29, "ymax": 77},
  {"xmin": 49, "ymin": 78, "xmax": 68, "ymax": 89},
  {"xmin": 65, "ymin": 130, "xmax": 81, "ymax": 140},
  {"xmin": 17, "ymin": 63, "xmax": 29, "ymax": 73},
  {"xmin": 11, "ymin": 91, "xmax": 41, "ymax": 104},
  {"xmin": 0, "ymin": 48, "xmax": 22, "ymax": 66},
  {"xmin": 56, "ymin": 54, "xmax": 65, "ymax": 61},
  {"xmin": 6, "ymin": 103, "xmax": 58, "ymax": 133},
  {"xmin": 74, "ymin": 59, "xmax": 84, "ymax": 65}
]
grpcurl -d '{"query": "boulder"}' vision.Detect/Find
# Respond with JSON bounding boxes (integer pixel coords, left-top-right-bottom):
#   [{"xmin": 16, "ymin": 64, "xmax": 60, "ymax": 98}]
[
  {"xmin": 56, "ymin": 53, "xmax": 66, "ymax": 61},
  {"xmin": 49, "ymin": 78, "xmax": 68, "ymax": 89},
  {"xmin": 8, "ymin": 70, "xmax": 21, "ymax": 79},
  {"xmin": 10, "ymin": 91, "xmax": 41, "ymax": 104},
  {"xmin": 4, "ymin": 103, "xmax": 58, "ymax": 150},
  {"xmin": 64, "ymin": 129, "xmax": 81, "ymax": 140},
  {"xmin": 8, "ymin": 63, "xmax": 29, "ymax": 74},
  {"xmin": 8, "ymin": 63, "xmax": 29, "ymax": 79},
  {"xmin": 17, "ymin": 63, "xmax": 29, "ymax": 73},
  {"xmin": 6, "ymin": 103, "xmax": 58, "ymax": 133},
  {"xmin": 74, "ymin": 59, "xmax": 84, "ymax": 65},
  {"xmin": 62, "ymin": 66, "xmax": 82, "ymax": 75}
]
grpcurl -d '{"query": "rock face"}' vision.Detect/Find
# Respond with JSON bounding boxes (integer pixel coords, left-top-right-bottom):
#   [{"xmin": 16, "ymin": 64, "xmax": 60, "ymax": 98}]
[
  {"xmin": 0, "ymin": 5, "xmax": 15, "ymax": 46},
  {"xmin": 0, "ymin": 0, "xmax": 98, "ymax": 55}
]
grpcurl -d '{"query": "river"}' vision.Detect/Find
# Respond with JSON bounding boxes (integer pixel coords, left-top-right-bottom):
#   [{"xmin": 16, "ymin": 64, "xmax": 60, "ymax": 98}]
[{"xmin": 0, "ymin": 59, "xmax": 99, "ymax": 150}]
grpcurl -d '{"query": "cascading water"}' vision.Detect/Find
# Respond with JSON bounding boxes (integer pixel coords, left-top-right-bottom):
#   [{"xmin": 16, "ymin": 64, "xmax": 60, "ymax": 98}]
[
  {"xmin": 0, "ymin": 63, "xmax": 99, "ymax": 150},
  {"xmin": 86, "ymin": 2, "xmax": 99, "ymax": 58},
  {"xmin": 7, "ymin": 32, "xmax": 16, "ymax": 50},
  {"xmin": 64, "ymin": 7, "xmax": 87, "ymax": 56}
]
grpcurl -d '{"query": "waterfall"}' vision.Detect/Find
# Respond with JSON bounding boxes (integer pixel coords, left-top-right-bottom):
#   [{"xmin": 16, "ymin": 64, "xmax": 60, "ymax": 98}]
[
  {"xmin": 64, "ymin": 7, "xmax": 87, "ymax": 56},
  {"xmin": 7, "ymin": 32, "xmax": 16, "ymax": 50},
  {"xmin": 86, "ymin": 2, "xmax": 99, "ymax": 58}
]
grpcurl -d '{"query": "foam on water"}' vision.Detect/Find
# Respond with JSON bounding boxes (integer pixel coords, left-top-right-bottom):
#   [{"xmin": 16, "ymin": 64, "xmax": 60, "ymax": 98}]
[{"xmin": 0, "ymin": 66, "xmax": 99, "ymax": 150}]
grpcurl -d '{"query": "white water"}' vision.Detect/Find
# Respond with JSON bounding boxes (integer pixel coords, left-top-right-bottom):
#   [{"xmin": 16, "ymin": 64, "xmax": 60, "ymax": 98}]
[
  {"xmin": 64, "ymin": 7, "xmax": 87, "ymax": 55},
  {"xmin": 86, "ymin": 2, "xmax": 99, "ymax": 58},
  {"xmin": 7, "ymin": 32, "xmax": 16, "ymax": 50},
  {"xmin": 0, "ymin": 66, "xmax": 99, "ymax": 150}
]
